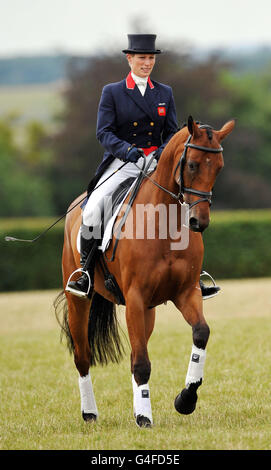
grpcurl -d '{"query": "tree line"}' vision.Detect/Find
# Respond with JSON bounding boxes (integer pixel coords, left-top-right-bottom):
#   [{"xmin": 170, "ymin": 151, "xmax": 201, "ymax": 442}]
[{"xmin": 1, "ymin": 47, "xmax": 271, "ymax": 217}]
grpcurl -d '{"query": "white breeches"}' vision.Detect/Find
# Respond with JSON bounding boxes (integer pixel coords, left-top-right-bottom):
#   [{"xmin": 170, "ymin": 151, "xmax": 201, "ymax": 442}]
[{"xmin": 82, "ymin": 155, "xmax": 157, "ymax": 227}]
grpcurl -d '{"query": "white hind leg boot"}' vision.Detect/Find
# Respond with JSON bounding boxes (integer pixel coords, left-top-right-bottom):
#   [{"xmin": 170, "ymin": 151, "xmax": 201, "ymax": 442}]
[{"xmin": 79, "ymin": 372, "xmax": 98, "ymax": 417}]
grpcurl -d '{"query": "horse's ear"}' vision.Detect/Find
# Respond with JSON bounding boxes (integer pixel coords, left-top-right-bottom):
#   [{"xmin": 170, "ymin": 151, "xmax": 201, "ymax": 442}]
[
  {"xmin": 187, "ymin": 115, "xmax": 194, "ymax": 135},
  {"xmin": 217, "ymin": 119, "xmax": 236, "ymax": 141},
  {"xmin": 187, "ymin": 115, "xmax": 201, "ymax": 138}
]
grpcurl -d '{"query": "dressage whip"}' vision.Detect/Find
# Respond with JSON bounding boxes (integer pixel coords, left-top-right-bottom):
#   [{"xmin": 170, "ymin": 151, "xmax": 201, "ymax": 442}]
[{"xmin": 4, "ymin": 161, "xmax": 129, "ymax": 244}]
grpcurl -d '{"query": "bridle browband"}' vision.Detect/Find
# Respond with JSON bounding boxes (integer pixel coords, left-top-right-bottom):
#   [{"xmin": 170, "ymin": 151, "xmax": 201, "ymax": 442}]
[{"xmin": 174, "ymin": 124, "xmax": 223, "ymax": 209}]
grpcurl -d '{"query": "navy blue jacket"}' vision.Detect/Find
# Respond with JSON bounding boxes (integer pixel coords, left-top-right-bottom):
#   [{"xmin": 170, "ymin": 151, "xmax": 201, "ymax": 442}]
[{"xmin": 95, "ymin": 72, "xmax": 178, "ymax": 175}]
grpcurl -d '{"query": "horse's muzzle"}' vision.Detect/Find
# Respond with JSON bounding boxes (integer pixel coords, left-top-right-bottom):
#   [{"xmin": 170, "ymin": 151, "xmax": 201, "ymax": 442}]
[{"xmin": 189, "ymin": 216, "xmax": 209, "ymax": 233}]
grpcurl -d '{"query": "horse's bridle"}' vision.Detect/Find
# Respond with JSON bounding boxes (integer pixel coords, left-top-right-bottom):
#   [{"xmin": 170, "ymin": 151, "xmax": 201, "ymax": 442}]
[
  {"xmin": 135, "ymin": 124, "xmax": 223, "ymax": 209},
  {"xmin": 174, "ymin": 125, "xmax": 223, "ymax": 209}
]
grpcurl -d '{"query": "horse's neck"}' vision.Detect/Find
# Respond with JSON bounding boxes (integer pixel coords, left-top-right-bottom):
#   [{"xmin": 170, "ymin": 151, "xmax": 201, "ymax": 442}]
[{"xmin": 146, "ymin": 136, "xmax": 184, "ymax": 204}]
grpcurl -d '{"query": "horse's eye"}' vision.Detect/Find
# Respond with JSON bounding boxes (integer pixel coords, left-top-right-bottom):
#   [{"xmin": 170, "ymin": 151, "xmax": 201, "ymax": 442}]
[{"xmin": 188, "ymin": 161, "xmax": 198, "ymax": 171}]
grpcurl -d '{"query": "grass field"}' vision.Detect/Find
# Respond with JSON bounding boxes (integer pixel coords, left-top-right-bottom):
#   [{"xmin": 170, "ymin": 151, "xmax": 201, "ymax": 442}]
[{"xmin": 1, "ymin": 278, "xmax": 271, "ymax": 450}]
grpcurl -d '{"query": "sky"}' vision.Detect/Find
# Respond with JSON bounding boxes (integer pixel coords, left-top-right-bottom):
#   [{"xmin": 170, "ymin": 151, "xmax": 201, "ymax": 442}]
[{"xmin": 1, "ymin": 0, "xmax": 271, "ymax": 57}]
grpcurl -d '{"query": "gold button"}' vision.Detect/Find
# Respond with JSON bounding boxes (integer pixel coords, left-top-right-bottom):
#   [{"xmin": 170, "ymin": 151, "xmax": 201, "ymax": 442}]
[
  {"xmin": 150, "ymin": 122, "xmax": 154, "ymax": 126},
  {"xmin": 148, "ymin": 132, "xmax": 152, "ymax": 136},
  {"xmin": 133, "ymin": 133, "xmax": 137, "ymax": 136},
  {"xmin": 133, "ymin": 122, "xmax": 138, "ymax": 126}
]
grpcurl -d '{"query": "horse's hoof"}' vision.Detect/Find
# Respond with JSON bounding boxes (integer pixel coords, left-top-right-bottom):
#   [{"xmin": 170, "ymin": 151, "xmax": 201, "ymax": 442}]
[
  {"xmin": 174, "ymin": 387, "xmax": 198, "ymax": 415},
  {"xmin": 82, "ymin": 412, "xmax": 97, "ymax": 422},
  {"xmin": 136, "ymin": 415, "xmax": 152, "ymax": 428}
]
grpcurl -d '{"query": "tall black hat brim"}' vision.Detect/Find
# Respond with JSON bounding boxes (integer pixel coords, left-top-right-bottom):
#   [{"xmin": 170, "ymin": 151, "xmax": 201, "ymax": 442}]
[
  {"xmin": 122, "ymin": 49, "xmax": 162, "ymax": 54},
  {"xmin": 122, "ymin": 34, "xmax": 162, "ymax": 54}
]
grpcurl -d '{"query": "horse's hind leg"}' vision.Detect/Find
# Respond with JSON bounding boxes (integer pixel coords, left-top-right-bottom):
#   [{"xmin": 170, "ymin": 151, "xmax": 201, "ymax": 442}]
[
  {"xmin": 174, "ymin": 288, "xmax": 210, "ymax": 415},
  {"xmin": 62, "ymin": 226, "xmax": 98, "ymax": 422},
  {"xmin": 66, "ymin": 294, "xmax": 98, "ymax": 422}
]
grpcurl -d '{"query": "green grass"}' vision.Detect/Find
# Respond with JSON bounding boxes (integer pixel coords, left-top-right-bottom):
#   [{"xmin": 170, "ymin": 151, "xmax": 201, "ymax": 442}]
[
  {"xmin": 209, "ymin": 208, "xmax": 271, "ymax": 223},
  {"xmin": 1, "ymin": 278, "xmax": 271, "ymax": 450}
]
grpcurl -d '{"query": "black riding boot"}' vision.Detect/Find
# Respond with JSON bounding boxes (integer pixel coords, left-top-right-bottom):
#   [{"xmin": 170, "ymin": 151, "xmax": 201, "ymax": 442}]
[
  {"xmin": 200, "ymin": 271, "xmax": 221, "ymax": 300},
  {"xmin": 66, "ymin": 232, "xmax": 98, "ymax": 298}
]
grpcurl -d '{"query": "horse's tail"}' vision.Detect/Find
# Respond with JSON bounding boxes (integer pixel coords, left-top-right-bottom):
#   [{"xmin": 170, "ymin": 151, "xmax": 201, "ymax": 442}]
[
  {"xmin": 54, "ymin": 291, "xmax": 74, "ymax": 354},
  {"xmin": 54, "ymin": 291, "xmax": 126, "ymax": 367}
]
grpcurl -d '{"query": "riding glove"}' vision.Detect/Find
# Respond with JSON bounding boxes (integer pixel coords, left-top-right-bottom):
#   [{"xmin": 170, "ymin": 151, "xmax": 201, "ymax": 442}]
[{"xmin": 126, "ymin": 146, "xmax": 144, "ymax": 163}]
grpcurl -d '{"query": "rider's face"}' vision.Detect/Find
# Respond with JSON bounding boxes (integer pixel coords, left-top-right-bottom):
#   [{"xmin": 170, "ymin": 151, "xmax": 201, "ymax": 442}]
[{"xmin": 126, "ymin": 54, "xmax": 156, "ymax": 78}]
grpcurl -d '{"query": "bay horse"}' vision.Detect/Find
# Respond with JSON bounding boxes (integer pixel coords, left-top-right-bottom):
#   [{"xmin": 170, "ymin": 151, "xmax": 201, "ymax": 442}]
[{"xmin": 55, "ymin": 116, "xmax": 235, "ymax": 427}]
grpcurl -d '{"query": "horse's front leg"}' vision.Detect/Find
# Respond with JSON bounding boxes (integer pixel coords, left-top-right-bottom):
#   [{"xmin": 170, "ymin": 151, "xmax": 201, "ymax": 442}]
[
  {"xmin": 173, "ymin": 286, "xmax": 210, "ymax": 415},
  {"xmin": 126, "ymin": 291, "xmax": 154, "ymax": 428},
  {"xmin": 131, "ymin": 307, "xmax": 155, "ymax": 425}
]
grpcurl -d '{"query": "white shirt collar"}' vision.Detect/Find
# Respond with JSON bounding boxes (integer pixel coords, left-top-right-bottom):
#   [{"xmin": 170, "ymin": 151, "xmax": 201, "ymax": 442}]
[
  {"xmin": 131, "ymin": 72, "xmax": 148, "ymax": 95},
  {"xmin": 131, "ymin": 72, "xmax": 148, "ymax": 85}
]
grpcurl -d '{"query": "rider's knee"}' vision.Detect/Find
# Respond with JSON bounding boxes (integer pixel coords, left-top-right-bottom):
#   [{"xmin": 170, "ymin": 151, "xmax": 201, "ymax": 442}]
[{"xmin": 83, "ymin": 208, "xmax": 102, "ymax": 227}]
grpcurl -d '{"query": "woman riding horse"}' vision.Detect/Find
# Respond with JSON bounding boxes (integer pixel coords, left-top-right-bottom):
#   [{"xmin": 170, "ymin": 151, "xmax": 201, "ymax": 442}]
[
  {"xmin": 66, "ymin": 33, "xmax": 219, "ymax": 300},
  {"xmin": 59, "ymin": 114, "xmax": 235, "ymax": 427}
]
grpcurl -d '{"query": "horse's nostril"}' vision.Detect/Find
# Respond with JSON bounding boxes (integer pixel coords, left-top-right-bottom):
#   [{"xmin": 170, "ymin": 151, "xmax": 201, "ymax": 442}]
[
  {"xmin": 189, "ymin": 216, "xmax": 209, "ymax": 232},
  {"xmin": 189, "ymin": 217, "xmax": 199, "ymax": 229}
]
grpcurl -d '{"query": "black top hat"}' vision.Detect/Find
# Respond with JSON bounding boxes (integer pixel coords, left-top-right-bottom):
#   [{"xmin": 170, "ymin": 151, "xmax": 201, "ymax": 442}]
[{"xmin": 122, "ymin": 34, "xmax": 162, "ymax": 54}]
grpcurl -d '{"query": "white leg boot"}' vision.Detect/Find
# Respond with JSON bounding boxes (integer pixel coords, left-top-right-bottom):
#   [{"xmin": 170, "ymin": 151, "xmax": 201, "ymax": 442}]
[
  {"xmin": 132, "ymin": 374, "xmax": 153, "ymax": 427},
  {"xmin": 79, "ymin": 372, "xmax": 98, "ymax": 421}
]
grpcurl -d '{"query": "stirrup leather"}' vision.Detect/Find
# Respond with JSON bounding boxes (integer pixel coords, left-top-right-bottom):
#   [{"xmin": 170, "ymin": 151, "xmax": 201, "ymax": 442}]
[{"xmin": 65, "ymin": 268, "xmax": 91, "ymax": 298}]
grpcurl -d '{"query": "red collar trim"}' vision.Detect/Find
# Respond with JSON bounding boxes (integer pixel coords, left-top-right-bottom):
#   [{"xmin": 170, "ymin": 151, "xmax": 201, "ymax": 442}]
[
  {"xmin": 148, "ymin": 76, "xmax": 154, "ymax": 89},
  {"xmin": 126, "ymin": 71, "xmax": 135, "ymax": 89},
  {"xmin": 126, "ymin": 71, "xmax": 155, "ymax": 90}
]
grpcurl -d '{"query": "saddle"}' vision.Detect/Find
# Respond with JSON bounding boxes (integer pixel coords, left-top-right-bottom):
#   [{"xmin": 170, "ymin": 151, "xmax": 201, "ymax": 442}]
[{"xmin": 102, "ymin": 176, "xmax": 136, "ymax": 238}]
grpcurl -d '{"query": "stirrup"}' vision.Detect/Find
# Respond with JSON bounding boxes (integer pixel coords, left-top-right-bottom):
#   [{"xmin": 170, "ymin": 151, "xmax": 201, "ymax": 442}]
[
  {"xmin": 65, "ymin": 268, "xmax": 91, "ymax": 298},
  {"xmin": 200, "ymin": 270, "xmax": 220, "ymax": 300}
]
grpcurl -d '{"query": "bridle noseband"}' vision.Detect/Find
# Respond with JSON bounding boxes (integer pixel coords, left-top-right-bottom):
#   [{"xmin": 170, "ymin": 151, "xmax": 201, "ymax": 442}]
[{"xmin": 176, "ymin": 125, "xmax": 223, "ymax": 209}]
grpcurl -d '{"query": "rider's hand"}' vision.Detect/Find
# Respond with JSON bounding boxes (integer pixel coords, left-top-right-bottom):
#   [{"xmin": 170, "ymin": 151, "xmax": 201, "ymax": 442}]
[{"xmin": 126, "ymin": 146, "xmax": 144, "ymax": 163}]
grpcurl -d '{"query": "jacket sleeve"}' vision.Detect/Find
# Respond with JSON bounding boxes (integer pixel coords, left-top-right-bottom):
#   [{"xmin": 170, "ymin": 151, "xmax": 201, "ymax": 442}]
[
  {"xmin": 157, "ymin": 89, "xmax": 179, "ymax": 157},
  {"xmin": 96, "ymin": 85, "xmax": 131, "ymax": 160}
]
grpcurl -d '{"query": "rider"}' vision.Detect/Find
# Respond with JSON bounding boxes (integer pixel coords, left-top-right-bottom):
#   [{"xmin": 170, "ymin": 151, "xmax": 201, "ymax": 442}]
[{"xmin": 66, "ymin": 34, "xmax": 220, "ymax": 300}]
